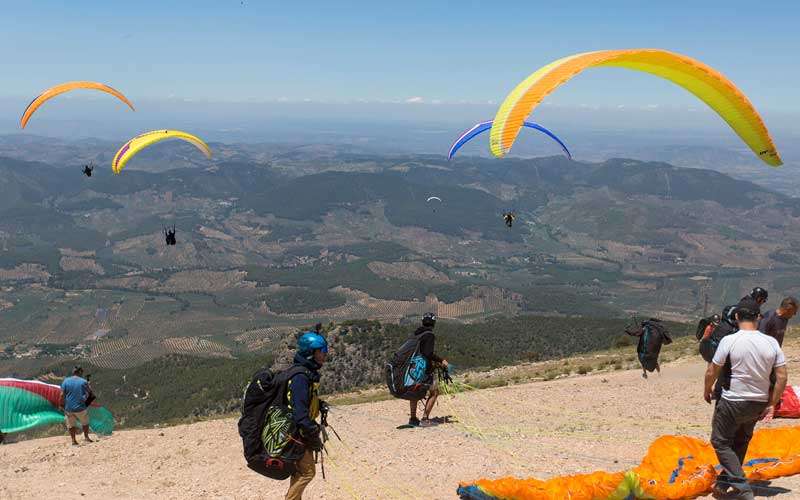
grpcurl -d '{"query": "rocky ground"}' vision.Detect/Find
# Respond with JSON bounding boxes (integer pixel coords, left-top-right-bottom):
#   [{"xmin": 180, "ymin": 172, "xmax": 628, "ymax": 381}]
[{"xmin": 4, "ymin": 342, "xmax": 800, "ymax": 499}]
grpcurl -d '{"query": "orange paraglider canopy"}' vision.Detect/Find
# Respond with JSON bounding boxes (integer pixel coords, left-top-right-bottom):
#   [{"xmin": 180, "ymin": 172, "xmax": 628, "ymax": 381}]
[{"xmin": 20, "ymin": 81, "xmax": 135, "ymax": 128}]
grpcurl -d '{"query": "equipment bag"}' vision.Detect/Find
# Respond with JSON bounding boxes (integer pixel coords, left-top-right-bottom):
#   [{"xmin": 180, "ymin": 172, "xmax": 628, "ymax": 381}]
[
  {"xmin": 386, "ymin": 334, "xmax": 431, "ymax": 401},
  {"xmin": 699, "ymin": 318, "xmax": 736, "ymax": 363},
  {"xmin": 630, "ymin": 319, "xmax": 673, "ymax": 373},
  {"xmin": 238, "ymin": 365, "xmax": 310, "ymax": 480}
]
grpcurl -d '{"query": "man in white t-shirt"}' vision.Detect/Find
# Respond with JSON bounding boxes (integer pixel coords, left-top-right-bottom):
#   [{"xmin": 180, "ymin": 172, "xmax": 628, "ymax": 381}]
[{"xmin": 704, "ymin": 297, "xmax": 788, "ymax": 499}]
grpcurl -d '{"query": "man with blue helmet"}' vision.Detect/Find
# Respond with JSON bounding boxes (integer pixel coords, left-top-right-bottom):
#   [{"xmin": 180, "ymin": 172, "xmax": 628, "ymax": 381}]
[{"xmin": 285, "ymin": 325, "xmax": 328, "ymax": 500}]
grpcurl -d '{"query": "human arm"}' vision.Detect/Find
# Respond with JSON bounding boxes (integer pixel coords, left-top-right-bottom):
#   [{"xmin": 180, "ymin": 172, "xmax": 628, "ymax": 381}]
[
  {"xmin": 704, "ymin": 362, "xmax": 722, "ymax": 404},
  {"xmin": 288, "ymin": 374, "xmax": 319, "ymax": 434},
  {"xmin": 761, "ymin": 365, "xmax": 787, "ymax": 422},
  {"xmin": 761, "ymin": 343, "xmax": 788, "ymax": 421}
]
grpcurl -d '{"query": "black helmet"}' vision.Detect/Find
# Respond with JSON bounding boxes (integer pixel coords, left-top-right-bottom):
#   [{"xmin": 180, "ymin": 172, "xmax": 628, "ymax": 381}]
[
  {"xmin": 422, "ymin": 312, "xmax": 437, "ymax": 327},
  {"xmin": 711, "ymin": 313, "xmax": 721, "ymax": 323},
  {"xmin": 750, "ymin": 287, "xmax": 768, "ymax": 303}
]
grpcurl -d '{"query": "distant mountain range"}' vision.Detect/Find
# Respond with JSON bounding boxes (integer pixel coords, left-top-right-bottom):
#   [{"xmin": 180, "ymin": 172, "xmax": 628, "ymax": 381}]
[{"xmin": 2, "ymin": 138, "xmax": 800, "ymax": 375}]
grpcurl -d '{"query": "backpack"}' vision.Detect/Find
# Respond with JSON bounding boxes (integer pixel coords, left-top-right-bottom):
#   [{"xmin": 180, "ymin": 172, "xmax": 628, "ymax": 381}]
[
  {"xmin": 627, "ymin": 319, "xmax": 672, "ymax": 373},
  {"xmin": 695, "ymin": 315, "xmax": 717, "ymax": 341},
  {"xmin": 385, "ymin": 332, "xmax": 432, "ymax": 401},
  {"xmin": 699, "ymin": 316, "xmax": 736, "ymax": 363},
  {"xmin": 238, "ymin": 365, "xmax": 310, "ymax": 480}
]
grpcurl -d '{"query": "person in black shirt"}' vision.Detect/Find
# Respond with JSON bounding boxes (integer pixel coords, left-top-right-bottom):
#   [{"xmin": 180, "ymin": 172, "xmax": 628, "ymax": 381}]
[
  {"xmin": 409, "ymin": 313, "xmax": 448, "ymax": 427},
  {"xmin": 759, "ymin": 296, "xmax": 797, "ymax": 347}
]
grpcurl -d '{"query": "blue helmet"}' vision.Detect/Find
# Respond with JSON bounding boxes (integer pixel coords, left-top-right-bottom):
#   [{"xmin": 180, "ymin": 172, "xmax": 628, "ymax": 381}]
[{"xmin": 297, "ymin": 332, "xmax": 328, "ymax": 357}]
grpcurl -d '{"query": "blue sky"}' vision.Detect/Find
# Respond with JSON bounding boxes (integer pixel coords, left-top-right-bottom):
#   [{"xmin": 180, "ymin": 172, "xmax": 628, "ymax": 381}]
[{"xmin": 1, "ymin": 0, "xmax": 798, "ymax": 139}]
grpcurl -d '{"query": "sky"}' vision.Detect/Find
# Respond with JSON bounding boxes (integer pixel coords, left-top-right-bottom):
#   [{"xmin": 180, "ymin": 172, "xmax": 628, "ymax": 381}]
[{"xmin": 0, "ymin": 0, "xmax": 798, "ymax": 141}]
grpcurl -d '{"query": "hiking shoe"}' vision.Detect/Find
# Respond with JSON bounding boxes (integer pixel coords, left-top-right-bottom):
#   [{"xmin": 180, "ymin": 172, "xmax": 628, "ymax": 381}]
[
  {"xmin": 419, "ymin": 418, "xmax": 438, "ymax": 428},
  {"xmin": 408, "ymin": 417, "xmax": 420, "ymax": 427}
]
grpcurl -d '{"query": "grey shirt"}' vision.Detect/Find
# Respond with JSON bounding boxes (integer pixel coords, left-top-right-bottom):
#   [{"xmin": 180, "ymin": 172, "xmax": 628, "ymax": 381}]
[{"xmin": 759, "ymin": 309, "xmax": 789, "ymax": 346}]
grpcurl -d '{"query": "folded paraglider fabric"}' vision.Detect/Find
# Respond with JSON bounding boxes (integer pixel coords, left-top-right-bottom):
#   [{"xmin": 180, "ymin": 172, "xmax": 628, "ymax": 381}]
[
  {"xmin": 776, "ymin": 386, "xmax": 800, "ymax": 418},
  {"xmin": 458, "ymin": 426, "xmax": 800, "ymax": 499}
]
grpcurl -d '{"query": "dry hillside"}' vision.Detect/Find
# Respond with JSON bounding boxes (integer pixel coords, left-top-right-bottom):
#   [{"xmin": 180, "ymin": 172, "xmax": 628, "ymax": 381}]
[{"xmin": 4, "ymin": 341, "xmax": 800, "ymax": 499}]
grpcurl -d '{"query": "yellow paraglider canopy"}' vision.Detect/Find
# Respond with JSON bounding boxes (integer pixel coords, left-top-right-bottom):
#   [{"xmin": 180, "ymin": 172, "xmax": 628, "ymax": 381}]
[
  {"xmin": 112, "ymin": 130, "xmax": 212, "ymax": 174},
  {"xmin": 490, "ymin": 49, "xmax": 782, "ymax": 167},
  {"xmin": 20, "ymin": 81, "xmax": 135, "ymax": 128}
]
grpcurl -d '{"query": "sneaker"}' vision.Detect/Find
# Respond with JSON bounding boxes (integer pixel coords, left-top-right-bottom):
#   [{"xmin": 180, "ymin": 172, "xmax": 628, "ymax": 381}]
[{"xmin": 419, "ymin": 418, "xmax": 438, "ymax": 428}]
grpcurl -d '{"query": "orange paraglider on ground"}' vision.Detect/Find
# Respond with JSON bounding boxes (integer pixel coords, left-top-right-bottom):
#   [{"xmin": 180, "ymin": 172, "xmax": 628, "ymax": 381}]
[{"xmin": 458, "ymin": 426, "xmax": 800, "ymax": 499}]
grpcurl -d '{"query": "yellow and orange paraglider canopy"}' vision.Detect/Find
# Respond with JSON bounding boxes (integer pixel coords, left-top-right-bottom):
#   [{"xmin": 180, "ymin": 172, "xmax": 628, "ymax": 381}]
[
  {"xmin": 490, "ymin": 49, "xmax": 782, "ymax": 167},
  {"xmin": 112, "ymin": 130, "xmax": 212, "ymax": 174},
  {"xmin": 20, "ymin": 81, "xmax": 135, "ymax": 128}
]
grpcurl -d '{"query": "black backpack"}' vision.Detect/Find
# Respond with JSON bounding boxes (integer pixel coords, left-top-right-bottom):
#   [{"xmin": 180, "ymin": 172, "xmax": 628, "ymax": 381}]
[
  {"xmin": 385, "ymin": 332, "xmax": 432, "ymax": 401},
  {"xmin": 238, "ymin": 365, "xmax": 310, "ymax": 480},
  {"xmin": 695, "ymin": 315, "xmax": 717, "ymax": 340},
  {"xmin": 699, "ymin": 317, "xmax": 736, "ymax": 363}
]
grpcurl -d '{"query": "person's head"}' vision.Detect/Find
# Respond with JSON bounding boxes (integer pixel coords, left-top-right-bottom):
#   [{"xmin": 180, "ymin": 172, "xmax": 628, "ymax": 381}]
[
  {"xmin": 72, "ymin": 366, "xmax": 84, "ymax": 377},
  {"xmin": 750, "ymin": 287, "xmax": 769, "ymax": 305},
  {"xmin": 711, "ymin": 313, "xmax": 721, "ymax": 325},
  {"xmin": 734, "ymin": 297, "xmax": 761, "ymax": 328},
  {"xmin": 778, "ymin": 297, "xmax": 798, "ymax": 319},
  {"xmin": 422, "ymin": 312, "xmax": 437, "ymax": 329},
  {"xmin": 297, "ymin": 331, "xmax": 328, "ymax": 365},
  {"xmin": 314, "ymin": 323, "xmax": 323, "ymax": 333}
]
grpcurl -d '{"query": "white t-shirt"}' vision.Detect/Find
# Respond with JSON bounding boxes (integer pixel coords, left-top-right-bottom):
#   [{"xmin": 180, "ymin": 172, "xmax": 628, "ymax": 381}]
[{"xmin": 713, "ymin": 329, "xmax": 786, "ymax": 402}]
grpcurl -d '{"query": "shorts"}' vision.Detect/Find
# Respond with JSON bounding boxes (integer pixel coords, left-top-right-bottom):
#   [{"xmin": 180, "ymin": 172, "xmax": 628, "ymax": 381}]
[{"xmin": 65, "ymin": 410, "xmax": 89, "ymax": 429}]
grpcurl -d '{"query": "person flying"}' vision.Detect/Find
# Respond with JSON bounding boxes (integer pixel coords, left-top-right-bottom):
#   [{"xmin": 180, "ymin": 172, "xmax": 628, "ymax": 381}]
[
  {"xmin": 81, "ymin": 162, "xmax": 94, "ymax": 177},
  {"xmin": 164, "ymin": 225, "xmax": 177, "ymax": 246},
  {"xmin": 503, "ymin": 212, "xmax": 516, "ymax": 228}
]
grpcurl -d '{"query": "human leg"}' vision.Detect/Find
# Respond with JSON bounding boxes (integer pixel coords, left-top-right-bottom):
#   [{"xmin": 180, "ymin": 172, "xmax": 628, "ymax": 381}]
[
  {"xmin": 285, "ymin": 450, "xmax": 316, "ymax": 500},
  {"xmin": 710, "ymin": 399, "xmax": 747, "ymax": 483},
  {"xmin": 65, "ymin": 413, "xmax": 80, "ymax": 445},
  {"xmin": 423, "ymin": 384, "xmax": 439, "ymax": 420}
]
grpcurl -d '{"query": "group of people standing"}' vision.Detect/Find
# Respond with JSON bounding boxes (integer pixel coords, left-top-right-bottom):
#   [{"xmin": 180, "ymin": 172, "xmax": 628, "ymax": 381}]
[
  {"xmin": 53, "ymin": 289, "xmax": 798, "ymax": 499},
  {"xmin": 703, "ymin": 288, "xmax": 796, "ymax": 499}
]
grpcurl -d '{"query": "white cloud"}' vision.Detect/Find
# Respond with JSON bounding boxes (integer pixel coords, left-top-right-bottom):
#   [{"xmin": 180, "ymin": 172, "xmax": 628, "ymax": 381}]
[{"xmin": 405, "ymin": 96, "xmax": 424, "ymax": 104}]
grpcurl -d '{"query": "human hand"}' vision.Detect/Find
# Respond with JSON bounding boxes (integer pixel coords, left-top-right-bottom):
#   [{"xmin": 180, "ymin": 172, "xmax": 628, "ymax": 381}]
[
  {"xmin": 759, "ymin": 405, "xmax": 775, "ymax": 423},
  {"xmin": 704, "ymin": 388, "xmax": 713, "ymax": 404}
]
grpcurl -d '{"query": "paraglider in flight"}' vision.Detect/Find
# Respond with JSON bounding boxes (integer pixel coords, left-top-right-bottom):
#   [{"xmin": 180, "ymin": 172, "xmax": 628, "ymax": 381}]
[
  {"xmin": 82, "ymin": 162, "xmax": 94, "ymax": 177},
  {"xmin": 448, "ymin": 120, "xmax": 571, "ymax": 160},
  {"xmin": 502, "ymin": 212, "xmax": 516, "ymax": 228},
  {"xmin": 112, "ymin": 130, "xmax": 212, "ymax": 174},
  {"xmin": 20, "ymin": 81, "xmax": 135, "ymax": 129},
  {"xmin": 426, "ymin": 196, "xmax": 442, "ymax": 212},
  {"xmin": 490, "ymin": 49, "xmax": 782, "ymax": 166},
  {"xmin": 164, "ymin": 225, "xmax": 177, "ymax": 246},
  {"xmin": 0, "ymin": 378, "xmax": 114, "ymax": 436}
]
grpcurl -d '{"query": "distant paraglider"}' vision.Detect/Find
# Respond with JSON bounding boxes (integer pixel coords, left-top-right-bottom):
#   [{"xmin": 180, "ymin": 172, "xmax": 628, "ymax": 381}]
[
  {"xmin": 449, "ymin": 120, "xmax": 571, "ymax": 160},
  {"xmin": 20, "ymin": 81, "xmax": 135, "ymax": 129},
  {"xmin": 490, "ymin": 49, "xmax": 782, "ymax": 166},
  {"xmin": 81, "ymin": 162, "xmax": 94, "ymax": 177},
  {"xmin": 502, "ymin": 212, "xmax": 516, "ymax": 228},
  {"xmin": 164, "ymin": 225, "xmax": 177, "ymax": 246},
  {"xmin": 112, "ymin": 130, "xmax": 212, "ymax": 174},
  {"xmin": 426, "ymin": 196, "xmax": 442, "ymax": 212}
]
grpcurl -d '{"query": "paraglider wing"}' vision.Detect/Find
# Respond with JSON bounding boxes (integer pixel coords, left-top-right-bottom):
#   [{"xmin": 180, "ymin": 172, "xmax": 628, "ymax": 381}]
[
  {"xmin": 448, "ymin": 120, "xmax": 571, "ymax": 160},
  {"xmin": 0, "ymin": 378, "xmax": 114, "ymax": 435},
  {"xmin": 426, "ymin": 196, "xmax": 443, "ymax": 203},
  {"xmin": 112, "ymin": 130, "xmax": 212, "ymax": 174},
  {"xmin": 490, "ymin": 49, "xmax": 782, "ymax": 166},
  {"xmin": 20, "ymin": 81, "xmax": 135, "ymax": 129}
]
